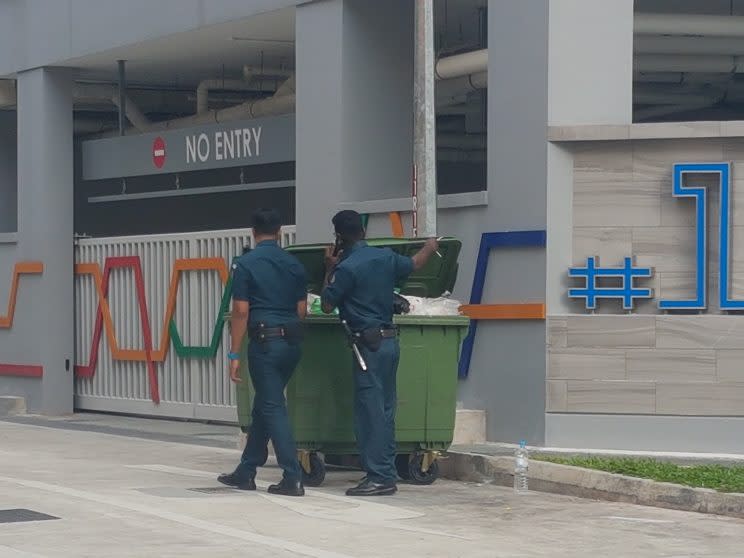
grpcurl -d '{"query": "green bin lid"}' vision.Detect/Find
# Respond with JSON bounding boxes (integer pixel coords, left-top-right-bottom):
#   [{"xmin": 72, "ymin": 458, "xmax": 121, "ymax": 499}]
[{"xmin": 286, "ymin": 237, "xmax": 461, "ymax": 298}]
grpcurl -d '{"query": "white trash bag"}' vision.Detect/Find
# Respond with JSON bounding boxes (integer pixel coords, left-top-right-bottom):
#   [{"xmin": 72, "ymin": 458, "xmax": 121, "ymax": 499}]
[{"xmin": 404, "ymin": 292, "xmax": 463, "ymax": 316}]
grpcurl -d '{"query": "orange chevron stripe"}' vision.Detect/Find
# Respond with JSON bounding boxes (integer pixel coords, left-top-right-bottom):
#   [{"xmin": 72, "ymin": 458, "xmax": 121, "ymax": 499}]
[
  {"xmin": 389, "ymin": 212, "xmax": 404, "ymax": 238},
  {"xmin": 459, "ymin": 303, "xmax": 546, "ymax": 320},
  {"xmin": 75, "ymin": 263, "xmax": 118, "ymax": 352},
  {"xmin": 75, "ymin": 257, "xmax": 229, "ymax": 362},
  {"xmin": 0, "ymin": 262, "xmax": 44, "ymax": 328}
]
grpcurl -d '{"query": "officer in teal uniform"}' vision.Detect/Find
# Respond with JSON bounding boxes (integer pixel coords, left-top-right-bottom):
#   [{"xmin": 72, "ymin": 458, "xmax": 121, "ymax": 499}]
[
  {"xmin": 218, "ymin": 208, "xmax": 307, "ymax": 497},
  {"xmin": 321, "ymin": 210, "xmax": 438, "ymax": 496}
]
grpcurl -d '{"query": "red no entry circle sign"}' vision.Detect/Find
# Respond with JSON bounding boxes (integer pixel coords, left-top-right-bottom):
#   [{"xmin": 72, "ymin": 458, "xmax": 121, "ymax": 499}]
[{"xmin": 152, "ymin": 137, "xmax": 166, "ymax": 169}]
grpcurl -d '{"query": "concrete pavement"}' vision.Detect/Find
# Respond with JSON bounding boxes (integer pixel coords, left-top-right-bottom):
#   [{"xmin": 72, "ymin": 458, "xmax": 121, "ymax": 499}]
[{"xmin": 0, "ymin": 415, "xmax": 742, "ymax": 557}]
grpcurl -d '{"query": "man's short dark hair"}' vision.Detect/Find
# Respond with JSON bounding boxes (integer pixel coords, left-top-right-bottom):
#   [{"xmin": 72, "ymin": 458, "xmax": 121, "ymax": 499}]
[
  {"xmin": 252, "ymin": 208, "xmax": 282, "ymax": 235},
  {"xmin": 332, "ymin": 210, "xmax": 364, "ymax": 239}
]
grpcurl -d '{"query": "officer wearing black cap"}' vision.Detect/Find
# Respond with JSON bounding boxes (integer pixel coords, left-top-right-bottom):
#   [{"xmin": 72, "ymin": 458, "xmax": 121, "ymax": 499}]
[
  {"xmin": 218, "ymin": 208, "xmax": 307, "ymax": 497},
  {"xmin": 321, "ymin": 210, "xmax": 438, "ymax": 496}
]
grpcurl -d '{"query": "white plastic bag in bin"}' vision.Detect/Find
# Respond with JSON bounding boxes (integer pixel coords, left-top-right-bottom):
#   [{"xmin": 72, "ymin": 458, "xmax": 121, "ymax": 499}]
[{"xmin": 404, "ymin": 292, "xmax": 463, "ymax": 316}]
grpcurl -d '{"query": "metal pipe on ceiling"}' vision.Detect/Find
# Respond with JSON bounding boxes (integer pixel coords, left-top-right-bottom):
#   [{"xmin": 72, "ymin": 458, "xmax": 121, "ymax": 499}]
[
  {"xmin": 196, "ymin": 67, "xmax": 293, "ymax": 114},
  {"xmin": 632, "ymin": 71, "xmax": 735, "ymax": 84},
  {"xmin": 435, "ymin": 48, "xmax": 487, "ymax": 80},
  {"xmin": 73, "ymin": 82, "xmax": 151, "ymax": 131},
  {"xmin": 196, "ymin": 79, "xmax": 259, "ymax": 114},
  {"xmin": 273, "ymin": 74, "xmax": 295, "ymax": 97},
  {"xmin": 635, "ymin": 12, "xmax": 744, "ymax": 37},
  {"xmin": 73, "ymin": 118, "xmax": 115, "ymax": 134},
  {"xmin": 148, "ymin": 89, "xmax": 295, "ymax": 131},
  {"xmin": 243, "ymin": 65, "xmax": 293, "ymax": 81},
  {"xmin": 117, "ymin": 60, "xmax": 127, "ymax": 136},
  {"xmin": 72, "ymin": 76, "xmax": 295, "ymax": 133},
  {"xmin": 5, "ymin": 48, "xmax": 491, "ymax": 136},
  {"xmin": 436, "ymin": 71, "xmax": 486, "ymax": 107}
]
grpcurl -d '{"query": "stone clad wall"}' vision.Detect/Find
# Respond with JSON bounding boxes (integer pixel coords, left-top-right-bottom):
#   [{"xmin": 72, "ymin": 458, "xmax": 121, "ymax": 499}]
[
  {"xmin": 549, "ymin": 137, "xmax": 744, "ymax": 417},
  {"xmin": 548, "ymin": 315, "xmax": 744, "ymax": 416}
]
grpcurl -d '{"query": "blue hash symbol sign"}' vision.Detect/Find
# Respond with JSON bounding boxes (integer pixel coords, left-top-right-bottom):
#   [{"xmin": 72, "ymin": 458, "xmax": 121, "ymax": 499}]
[{"xmin": 568, "ymin": 257, "xmax": 654, "ymax": 310}]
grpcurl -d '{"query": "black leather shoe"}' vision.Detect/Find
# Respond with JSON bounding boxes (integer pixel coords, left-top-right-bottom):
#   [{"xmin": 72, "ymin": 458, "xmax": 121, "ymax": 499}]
[
  {"xmin": 345, "ymin": 478, "xmax": 397, "ymax": 497},
  {"xmin": 268, "ymin": 478, "xmax": 305, "ymax": 497},
  {"xmin": 217, "ymin": 471, "xmax": 256, "ymax": 491}
]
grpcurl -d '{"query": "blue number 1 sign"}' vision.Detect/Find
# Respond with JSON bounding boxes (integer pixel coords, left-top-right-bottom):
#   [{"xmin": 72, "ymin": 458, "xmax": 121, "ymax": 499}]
[{"xmin": 660, "ymin": 162, "xmax": 742, "ymax": 311}]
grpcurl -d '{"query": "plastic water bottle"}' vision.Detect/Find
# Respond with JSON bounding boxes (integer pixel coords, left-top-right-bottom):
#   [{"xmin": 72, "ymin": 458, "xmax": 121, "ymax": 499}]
[{"xmin": 514, "ymin": 440, "xmax": 529, "ymax": 493}]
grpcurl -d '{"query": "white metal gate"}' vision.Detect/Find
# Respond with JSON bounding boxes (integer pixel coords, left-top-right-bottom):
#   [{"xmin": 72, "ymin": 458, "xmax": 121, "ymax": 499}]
[{"xmin": 73, "ymin": 226, "xmax": 297, "ymax": 421}]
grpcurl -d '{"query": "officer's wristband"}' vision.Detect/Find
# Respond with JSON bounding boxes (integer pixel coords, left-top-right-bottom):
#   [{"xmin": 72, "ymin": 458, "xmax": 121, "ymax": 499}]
[{"xmin": 227, "ymin": 352, "xmax": 240, "ymax": 361}]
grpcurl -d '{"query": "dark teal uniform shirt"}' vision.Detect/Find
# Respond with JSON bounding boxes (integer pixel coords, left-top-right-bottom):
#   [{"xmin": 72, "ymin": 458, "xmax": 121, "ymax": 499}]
[
  {"xmin": 232, "ymin": 240, "xmax": 307, "ymax": 327},
  {"xmin": 321, "ymin": 241, "xmax": 414, "ymax": 331}
]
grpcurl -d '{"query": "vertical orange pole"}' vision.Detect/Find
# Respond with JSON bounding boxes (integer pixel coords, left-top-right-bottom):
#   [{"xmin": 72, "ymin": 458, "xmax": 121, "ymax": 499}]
[{"xmin": 389, "ymin": 212, "xmax": 404, "ymax": 238}]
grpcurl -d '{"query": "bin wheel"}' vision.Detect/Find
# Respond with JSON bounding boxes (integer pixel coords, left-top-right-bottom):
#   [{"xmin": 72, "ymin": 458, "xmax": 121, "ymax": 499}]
[
  {"xmin": 301, "ymin": 453, "xmax": 326, "ymax": 487},
  {"xmin": 408, "ymin": 453, "xmax": 439, "ymax": 485}
]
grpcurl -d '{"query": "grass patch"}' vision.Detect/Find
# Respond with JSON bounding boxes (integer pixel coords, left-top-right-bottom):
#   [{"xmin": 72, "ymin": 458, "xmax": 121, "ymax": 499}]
[{"xmin": 533, "ymin": 455, "xmax": 744, "ymax": 494}]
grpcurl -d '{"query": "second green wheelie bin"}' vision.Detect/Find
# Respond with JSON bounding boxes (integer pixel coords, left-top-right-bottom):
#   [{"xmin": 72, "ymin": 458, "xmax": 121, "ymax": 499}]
[{"xmin": 284, "ymin": 237, "xmax": 469, "ymax": 486}]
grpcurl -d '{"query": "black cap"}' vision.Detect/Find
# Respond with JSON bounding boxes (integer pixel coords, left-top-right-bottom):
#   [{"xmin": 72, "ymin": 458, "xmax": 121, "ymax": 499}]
[{"xmin": 332, "ymin": 210, "xmax": 364, "ymax": 236}]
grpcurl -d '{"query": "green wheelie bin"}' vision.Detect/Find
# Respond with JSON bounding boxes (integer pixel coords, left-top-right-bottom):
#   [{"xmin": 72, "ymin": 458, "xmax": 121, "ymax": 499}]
[
  {"xmin": 284, "ymin": 237, "xmax": 469, "ymax": 486},
  {"xmin": 232, "ymin": 238, "xmax": 468, "ymax": 485}
]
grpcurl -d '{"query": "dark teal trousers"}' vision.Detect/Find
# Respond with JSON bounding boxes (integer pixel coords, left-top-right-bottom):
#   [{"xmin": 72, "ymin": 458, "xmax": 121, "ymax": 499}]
[
  {"xmin": 353, "ymin": 337, "xmax": 400, "ymax": 484},
  {"xmin": 239, "ymin": 339, "xmax": 302, "ymax": 482}
]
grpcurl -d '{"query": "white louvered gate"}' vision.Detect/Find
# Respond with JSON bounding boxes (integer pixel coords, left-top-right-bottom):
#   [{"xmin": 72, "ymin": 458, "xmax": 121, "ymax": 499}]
[{"xmin": 73, "ymin": 226, "xmax": 297, "ymax": 421}]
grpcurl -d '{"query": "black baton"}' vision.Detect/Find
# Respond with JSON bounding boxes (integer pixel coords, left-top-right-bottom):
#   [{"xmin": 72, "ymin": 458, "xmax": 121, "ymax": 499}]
[{"xmin": 341, "ymin": 320, "xmax": 367, "ymax": 372}]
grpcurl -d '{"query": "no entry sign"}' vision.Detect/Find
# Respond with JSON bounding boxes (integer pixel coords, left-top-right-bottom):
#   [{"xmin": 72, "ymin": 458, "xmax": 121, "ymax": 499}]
[
  {"xmin": 152, "ymin": 137, "xmax": 166, "ymax": 169},
  {"xmin": 82, "ymin": 114, "xmax": 295, "ymax": 180}
]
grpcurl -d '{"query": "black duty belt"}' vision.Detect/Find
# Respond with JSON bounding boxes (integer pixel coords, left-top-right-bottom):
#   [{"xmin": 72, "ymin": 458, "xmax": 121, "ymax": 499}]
[
  {"xmin": 378, "ymin": 327, "xmax": 399, "ymax": 339},
  {"xmin": 353, "ymin": 327, "xmax": 399, "ymax": 338},
  {"xmin": 351, "ymin": 326, "xmax": 399, "ymax": 352}
]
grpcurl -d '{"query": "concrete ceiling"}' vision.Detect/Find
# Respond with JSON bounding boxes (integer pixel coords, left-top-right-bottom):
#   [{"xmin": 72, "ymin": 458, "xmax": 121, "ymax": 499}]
[
  {"xmin": 65, "ymin": 7, "xmax": 295, "ymax": 88},
  {"xmin": 62, "ymin": 1, "xmax": 487, "ymax": 89}
]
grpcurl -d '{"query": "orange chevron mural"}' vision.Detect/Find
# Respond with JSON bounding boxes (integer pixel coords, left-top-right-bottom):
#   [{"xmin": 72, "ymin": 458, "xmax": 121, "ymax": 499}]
[
  {"xmin": 1, "ymin": 261, "xmax": 44, "ymax": 377},
  {"xmin": 75, "ymin": 257, "xmax": 229, "ymax": 364},
  {"xmin": 0, "ymin": 262, "xmax": 44, "ymax": 328},
  {"xmin": 74, "ymin": 256, "xmax": 231, "ymax": 404}
]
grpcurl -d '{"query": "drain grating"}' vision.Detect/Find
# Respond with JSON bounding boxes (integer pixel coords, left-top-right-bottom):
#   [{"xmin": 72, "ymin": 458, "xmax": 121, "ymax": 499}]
[
  {"xmin": 187, "ymin": 486, "xmax": 239, "ymax": 495},
  {"xmin": 0, "ymin": 509, "xmax": 60, "ymax": 524}
]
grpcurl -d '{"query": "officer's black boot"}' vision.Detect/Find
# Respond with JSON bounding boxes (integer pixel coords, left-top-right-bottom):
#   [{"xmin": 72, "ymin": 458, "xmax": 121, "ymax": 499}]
[
  {"xmin": 345, "ymin": 478, "xmax": 397, "ymax": 497},
  {"xmin": 217, "ymin": 470, "xmax": 256, "ymax": 491},
  {"xmin": 268, "ymin": 478, "xmax": 305, "ymax": 497}
]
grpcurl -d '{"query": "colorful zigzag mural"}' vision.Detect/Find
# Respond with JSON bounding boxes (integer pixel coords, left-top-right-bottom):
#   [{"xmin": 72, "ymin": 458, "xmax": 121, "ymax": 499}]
[
  {"xmin": 1, "ymin": 222, "xmax": 546, "ymax": 399},
  {"xmin": 0, "ymin": 262, "xmax": 44, "ymax": 378}
]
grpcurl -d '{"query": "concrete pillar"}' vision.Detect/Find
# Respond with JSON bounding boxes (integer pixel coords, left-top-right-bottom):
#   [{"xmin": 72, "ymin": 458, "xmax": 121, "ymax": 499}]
[
  {"xmin": 17, "ymin": 68, "xmax": 74, "ymax": 414},
  {"xmin": 295, "ymin": 0, "xmax": 414, "ymax": 243},
  {"xmin": 0, "ymin": 111, "xmax": 17, "ymax": 233},
  {"xmin": 458, "ymin": 0, "xmax": 633, "ymax": 444},
  {"xmin": 548, "ymin": 0, "xmax": 634, "ymax": 126},
  {"xmin": 546, "ymin": 0, "xmax": 634, "ymax": 312},
  {"xmin": 450, "ymin": 1, "xmax": 550, "ymax": 445}
]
